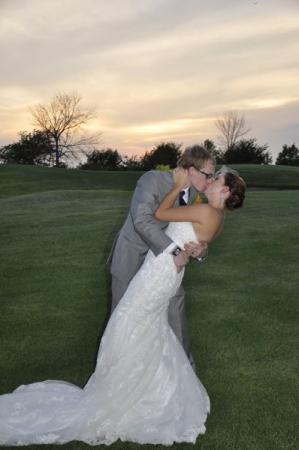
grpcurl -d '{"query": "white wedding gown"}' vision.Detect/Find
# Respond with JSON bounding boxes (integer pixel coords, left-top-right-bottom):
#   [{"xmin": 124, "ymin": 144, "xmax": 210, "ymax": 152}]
[{"xmin": 0, "ymin": 222, "xmax": 210, "ymax": 446}]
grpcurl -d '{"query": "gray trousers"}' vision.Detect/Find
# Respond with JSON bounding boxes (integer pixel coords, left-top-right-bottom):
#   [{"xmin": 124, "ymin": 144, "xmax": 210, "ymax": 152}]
[{"xmin": 111, "ymin": 275, "xmax": 196, "ymax": 371}]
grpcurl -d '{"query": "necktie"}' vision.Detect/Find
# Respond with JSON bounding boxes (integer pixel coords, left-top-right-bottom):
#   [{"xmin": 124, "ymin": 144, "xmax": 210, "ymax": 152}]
[{"xmin": 179, "ymin": 190, "xmax": 187, "ymax": 206}]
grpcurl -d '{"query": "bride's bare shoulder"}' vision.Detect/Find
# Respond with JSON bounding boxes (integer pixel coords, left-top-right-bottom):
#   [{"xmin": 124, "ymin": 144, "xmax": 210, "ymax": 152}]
[
  {"xmin": 195, "ymin": 203, "xmax": 217, "ymax": 216},
  {"xmin": 193, "ymin": 204, "xmax": 223, "ymax": 241},
  {"xmin": 195, "ymin": 203, "xmax": 222, "ymax": 225}
]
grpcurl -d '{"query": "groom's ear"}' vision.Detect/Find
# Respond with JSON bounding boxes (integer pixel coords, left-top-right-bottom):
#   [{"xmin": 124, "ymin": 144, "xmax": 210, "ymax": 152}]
[{"xmin": 187, "ymin": 167, "xmax": 195, "ymax": 177}]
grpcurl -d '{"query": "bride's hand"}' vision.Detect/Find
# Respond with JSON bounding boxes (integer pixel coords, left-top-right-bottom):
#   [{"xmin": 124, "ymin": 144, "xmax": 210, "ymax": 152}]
[
  {"xmin": 173, "ymin": 250, "xmax": 189, "ymax": 272},
  {"xmin": 173, "ymin": 168, "xmax": 190, "ymax": 189}
]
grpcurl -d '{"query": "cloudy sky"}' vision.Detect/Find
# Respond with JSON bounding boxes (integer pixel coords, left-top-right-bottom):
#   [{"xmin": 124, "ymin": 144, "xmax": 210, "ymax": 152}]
[{"xmin": 1, "ymin": 0, "xmax": 298, "ymax": 161}]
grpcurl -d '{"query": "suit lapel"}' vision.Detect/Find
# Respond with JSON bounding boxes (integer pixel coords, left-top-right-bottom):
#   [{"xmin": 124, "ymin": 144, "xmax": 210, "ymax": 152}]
[
  {"xmin": 188, "ymin": 187, "xmax": 207, "ymax": 205},
  {"xmin": 164, "ymin": 172, "xmax": 180, "ymax": 207},
  {"xmin": 188, "ymin": 187, "xmax": 197, "ymax": 205}
]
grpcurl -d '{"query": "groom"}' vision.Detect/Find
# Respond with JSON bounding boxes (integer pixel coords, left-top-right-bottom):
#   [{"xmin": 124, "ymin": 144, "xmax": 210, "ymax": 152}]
[{"xmin": 108, "ymin": 145, "xmax": 215, "ymax": 369}]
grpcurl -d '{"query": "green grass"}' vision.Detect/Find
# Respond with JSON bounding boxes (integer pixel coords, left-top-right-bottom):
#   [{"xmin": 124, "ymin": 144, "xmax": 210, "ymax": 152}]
[
  {"xmin": 0, "ymin": 164, "xmax": 142, "ymax": 198},
  {"xmin": 228, "ymin": 164, "xmax": 299, "ymax": 189},
  {"xmin": 0, "ymin": 163, "xmax": 298, "ymax": 199},
  {"xmin": 0, "ymin": 166, "xmax": 298, "ymax": 450}
]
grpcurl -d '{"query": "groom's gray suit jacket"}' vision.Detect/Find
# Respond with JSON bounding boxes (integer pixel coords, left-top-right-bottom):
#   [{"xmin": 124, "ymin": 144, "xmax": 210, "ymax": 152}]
[{"xmin": 108, "ymin": 170, "xmax": 197, "ymax": 285}]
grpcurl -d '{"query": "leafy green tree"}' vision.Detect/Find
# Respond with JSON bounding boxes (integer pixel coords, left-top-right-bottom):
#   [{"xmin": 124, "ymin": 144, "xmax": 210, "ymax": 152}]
[
  {"xmin": 155, "ymin": 164, "xmax": 171, "ymax": 171},
  {"xmin": 224, "ymin": 139, "xmax": 272, "ymax": 164},
  {"xmin": 276, "ymin": 144, "xmax": 299, "ymax": 166},
  {"xmin": 0, "ymin": 130, "xmax": 53, "ymax": 165},
  {"xmin": 120, "ymin": 154, "xmax": 143, "ymax": 170},
  {"xmin": 202, "ymin": 139, "xmax": 225, "ymax": 163},
  {"xmin": 141, "ymin": 142, "xmax": 182, "ymax": 170},
  {"xmin": 80, "ymin": 148, "xmax": 122, "ymax": 170}
]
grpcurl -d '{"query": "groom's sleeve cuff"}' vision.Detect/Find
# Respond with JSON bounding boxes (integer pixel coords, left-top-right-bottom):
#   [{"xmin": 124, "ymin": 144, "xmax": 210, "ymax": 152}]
[{"xmin": 164, "ymin": 242, "xmax": 179, "ymax": 254}]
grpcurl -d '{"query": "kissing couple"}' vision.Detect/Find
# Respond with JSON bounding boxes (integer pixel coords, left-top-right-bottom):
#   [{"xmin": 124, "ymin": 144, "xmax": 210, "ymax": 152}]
[{"xmin": 0, "ymin": 145, "xmax": 246, "ymax": 446}]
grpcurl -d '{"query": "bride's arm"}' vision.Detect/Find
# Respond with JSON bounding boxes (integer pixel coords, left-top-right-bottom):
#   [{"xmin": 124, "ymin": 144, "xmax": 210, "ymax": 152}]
[
  {"xmin": 154, "ymin": 168, "xmax": 204, "ymax": 223},
  {"xmin": 155, "ymin": 189, "xmax": 220, "ymax": 251},
  {"xmin": 155, "ymin": 169, "xmax": 221, "ymax": 249},
  {"xmin": 155, "ymin": 185, "xmax": 204, "ymax": 224}
]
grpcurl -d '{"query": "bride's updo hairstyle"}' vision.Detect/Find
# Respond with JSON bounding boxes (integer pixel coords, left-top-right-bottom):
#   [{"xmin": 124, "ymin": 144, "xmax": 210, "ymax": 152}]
[{"xmin": 223, "ymin": 172, "xmax": 246, "ymax": 211}]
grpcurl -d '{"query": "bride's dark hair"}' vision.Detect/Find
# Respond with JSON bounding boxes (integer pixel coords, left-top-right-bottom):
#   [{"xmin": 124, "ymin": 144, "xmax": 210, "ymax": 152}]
[{"xmin": 224, "ymin": 173, "xmax": 246, "ymax": 211}]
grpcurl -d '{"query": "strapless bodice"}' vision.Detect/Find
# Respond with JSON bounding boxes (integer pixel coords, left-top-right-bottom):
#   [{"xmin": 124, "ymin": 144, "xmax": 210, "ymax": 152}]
[{"xmin": 165, "ymin": 222, "xmax": 197, "ymax": 248}]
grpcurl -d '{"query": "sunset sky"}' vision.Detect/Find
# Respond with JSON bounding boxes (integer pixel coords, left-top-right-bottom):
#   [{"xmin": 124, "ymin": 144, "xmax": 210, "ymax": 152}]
[{"xmin": 1, "ymin": 0, "xmax": 299, "ymax": 162}]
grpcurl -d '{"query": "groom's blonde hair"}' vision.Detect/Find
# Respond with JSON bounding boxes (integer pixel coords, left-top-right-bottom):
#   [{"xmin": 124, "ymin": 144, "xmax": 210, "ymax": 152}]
[{"xmin": 177, "ymin": 145, "xmax": 215, "ymax": 170}]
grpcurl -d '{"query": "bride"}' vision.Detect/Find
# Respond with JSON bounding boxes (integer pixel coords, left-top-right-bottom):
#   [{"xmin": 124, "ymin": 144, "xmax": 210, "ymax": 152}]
[{"xmin": 0, "ymin": 167, "xmax": 246, "ymax": 446}]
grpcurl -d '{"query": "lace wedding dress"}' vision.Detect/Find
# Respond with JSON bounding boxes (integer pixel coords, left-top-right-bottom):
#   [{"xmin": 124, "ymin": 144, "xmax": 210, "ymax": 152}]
[{"xmin": 0, "ymin": 222, "xmax": 210, "ymax": 446}]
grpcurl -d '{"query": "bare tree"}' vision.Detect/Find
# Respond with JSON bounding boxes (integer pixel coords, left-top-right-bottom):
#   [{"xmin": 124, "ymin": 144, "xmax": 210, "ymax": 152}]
[
  {"xmin": 30, "ymin": 92, "xmax": 100, "ymax": 166},
  {"xmin": 215, "ymin": 111, "xmax": 250, "ymax": 150}
]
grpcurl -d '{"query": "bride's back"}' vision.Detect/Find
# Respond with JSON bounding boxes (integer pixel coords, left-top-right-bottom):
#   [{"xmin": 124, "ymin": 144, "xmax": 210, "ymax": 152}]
[{"xmin": 192, "ymin": 204, "xmax": 224, "ymax": 244}]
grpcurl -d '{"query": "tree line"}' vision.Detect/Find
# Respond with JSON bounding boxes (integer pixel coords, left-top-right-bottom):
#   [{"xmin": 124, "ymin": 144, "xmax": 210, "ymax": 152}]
[{"xmin": 0, "ymin": 93, "xmax": 298, "ymax": 168}]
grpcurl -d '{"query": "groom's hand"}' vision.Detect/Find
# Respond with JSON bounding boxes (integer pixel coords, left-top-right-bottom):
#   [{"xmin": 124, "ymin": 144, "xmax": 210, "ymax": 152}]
[
  {"xmin": 173, "ymin": 251, "xmax": 189, "ymax": 273},
  {"xmin": 185, "ymin": 241, "xmax": 208, "ymax": 259}
]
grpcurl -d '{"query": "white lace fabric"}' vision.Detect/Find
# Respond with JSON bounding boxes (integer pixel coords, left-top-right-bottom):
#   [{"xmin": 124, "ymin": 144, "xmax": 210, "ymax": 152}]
[{"xmin": 0, "ymin": 222, "xmax": 210, "ymax": 446}]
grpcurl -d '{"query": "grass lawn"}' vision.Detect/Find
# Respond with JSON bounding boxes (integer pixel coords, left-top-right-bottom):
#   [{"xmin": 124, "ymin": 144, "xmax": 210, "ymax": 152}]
[
  {"xmin": 0, "ymin": 168, "xmax": 298, "ymax": 450},
  {"xmin": 0, "ymin": 163, "xmax": 299, "ymax": 199}
]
